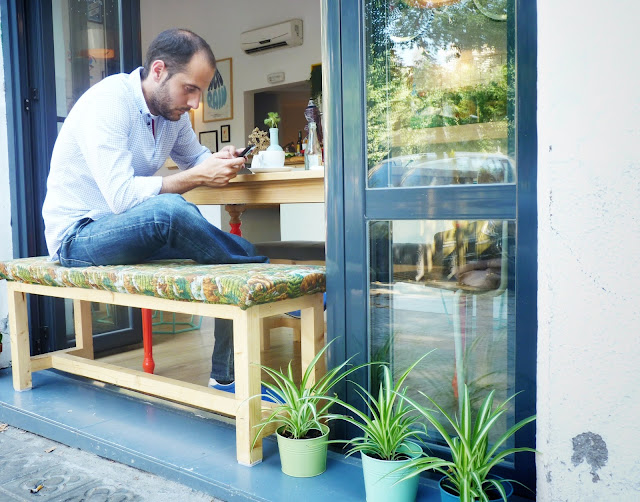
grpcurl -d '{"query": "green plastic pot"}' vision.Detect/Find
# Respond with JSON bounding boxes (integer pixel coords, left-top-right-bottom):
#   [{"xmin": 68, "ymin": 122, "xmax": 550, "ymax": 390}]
[
  {"xmin": 276, "ymin": 424, "xmax": 329, "ymax": 477},
  {"xmin": 361, "ymin": 442, "xmax": 422, "ymax": 502}
]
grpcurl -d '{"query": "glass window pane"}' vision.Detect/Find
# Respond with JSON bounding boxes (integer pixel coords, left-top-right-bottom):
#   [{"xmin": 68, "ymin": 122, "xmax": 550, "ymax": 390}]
[
  {"xmin": 365, "ymin": 0, "xmax": 514, "ymax": 188},
  {"xmin": 369, "ymin": 219, "xmax": 516, "ymax": 452},
  {"xmin": 53, "ymin": 0, "xmax": 122, "ymax": 118}
]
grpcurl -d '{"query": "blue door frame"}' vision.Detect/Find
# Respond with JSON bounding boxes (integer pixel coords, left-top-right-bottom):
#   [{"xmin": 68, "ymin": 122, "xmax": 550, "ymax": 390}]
[{"xmin": 324, "ymin": 0, "xmax": 537, "ymax": 493}]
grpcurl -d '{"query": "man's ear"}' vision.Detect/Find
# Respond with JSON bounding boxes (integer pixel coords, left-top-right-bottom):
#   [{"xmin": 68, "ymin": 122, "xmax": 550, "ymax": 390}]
[{"xmin": 149, "ymin": 60, "xmax": 167, "ymax": 82}]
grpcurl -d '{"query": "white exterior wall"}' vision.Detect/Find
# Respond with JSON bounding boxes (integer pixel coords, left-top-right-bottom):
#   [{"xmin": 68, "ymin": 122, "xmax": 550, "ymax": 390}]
[
  {"xmin": 537, "ymin": 1, "xmax": 640, "ymax": 499},
  {"xmin": 140, "ymin": 0, "xmax": 325, "ymax": 243},
  {"xmin": 0, "ymin": 6, "xmax": 14, "ymax": 369}
]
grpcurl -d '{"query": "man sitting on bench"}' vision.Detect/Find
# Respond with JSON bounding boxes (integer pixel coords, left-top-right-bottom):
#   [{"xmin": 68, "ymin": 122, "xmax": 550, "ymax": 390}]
[{"xmin": 42, "ymin": 28, "xmax": 266, "ymax": 393}]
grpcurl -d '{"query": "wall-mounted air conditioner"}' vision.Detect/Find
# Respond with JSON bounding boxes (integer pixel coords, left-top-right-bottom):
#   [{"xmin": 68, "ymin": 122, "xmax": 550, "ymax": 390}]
[{"xmin": 241, "ymin": 19, "xmax": 303, "ymax": 55}]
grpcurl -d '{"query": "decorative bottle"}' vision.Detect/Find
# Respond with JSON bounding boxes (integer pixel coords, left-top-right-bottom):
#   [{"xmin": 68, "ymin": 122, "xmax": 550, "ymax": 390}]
[
  {"xmin": 296, "ymin": 130, "xmax": 303, "ymax": 155},
  {"xmin": 304, "ymin": 122, "xmax": 322, "ymax": 170},
  {"xmin": 267, "ymin": 128, "xmax": 283, "ymax": 152}
]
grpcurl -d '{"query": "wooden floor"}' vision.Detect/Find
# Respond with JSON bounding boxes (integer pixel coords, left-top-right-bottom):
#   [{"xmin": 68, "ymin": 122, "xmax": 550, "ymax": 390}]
[{"xmin": 98, "ymin": 312, "xmax": 302, "ymax": 387}]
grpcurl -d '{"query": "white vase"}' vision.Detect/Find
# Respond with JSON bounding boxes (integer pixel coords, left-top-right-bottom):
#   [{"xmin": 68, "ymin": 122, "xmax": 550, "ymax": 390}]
[{"xmin": 267, "ymin": 127, "xmax": 283, "ymax": 152}]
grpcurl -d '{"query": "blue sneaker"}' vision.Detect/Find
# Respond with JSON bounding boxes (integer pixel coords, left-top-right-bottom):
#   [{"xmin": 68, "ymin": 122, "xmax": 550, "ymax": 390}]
[{"xmin": 209, "ymin": 379, "xmax": 278, "ymax": 403}]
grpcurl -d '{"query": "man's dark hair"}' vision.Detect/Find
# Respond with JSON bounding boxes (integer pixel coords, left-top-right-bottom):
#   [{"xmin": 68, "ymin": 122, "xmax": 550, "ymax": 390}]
[{"xmin": 141, "ymin": 29, "xmax": 216, "ymax": 80}]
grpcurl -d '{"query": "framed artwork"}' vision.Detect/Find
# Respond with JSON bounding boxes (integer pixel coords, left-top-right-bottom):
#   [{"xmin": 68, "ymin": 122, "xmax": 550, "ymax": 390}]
[
  {"xmin": 203, "ymin": 58, "xmax": 233, "ymax": 122},
  {"xmin": 199, "ymin": 131, "xmax": 218, "ymax": 153},
  {"xmin": 220, "ymin": 124, "xmax": 230, "ymax": 143},
  {"xmin": 87, "ymin": 1, "xmax": 103, "ymax": 23}
]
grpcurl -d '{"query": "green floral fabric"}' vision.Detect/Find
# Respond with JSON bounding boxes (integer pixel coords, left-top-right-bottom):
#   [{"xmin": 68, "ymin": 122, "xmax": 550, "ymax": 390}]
[{"xmin": 0, "ymin": 257, "xmax": 325, "ymax": 310}]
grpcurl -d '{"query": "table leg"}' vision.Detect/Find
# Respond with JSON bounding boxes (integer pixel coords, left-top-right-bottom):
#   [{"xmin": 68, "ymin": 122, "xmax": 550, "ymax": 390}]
[
  {"xmin": 225, "ymin": 204, "xmax": 247, "ymax": 236},
  {"xmin": 142, "ymin": 308, "xmax": 155, "ymax": 374}
]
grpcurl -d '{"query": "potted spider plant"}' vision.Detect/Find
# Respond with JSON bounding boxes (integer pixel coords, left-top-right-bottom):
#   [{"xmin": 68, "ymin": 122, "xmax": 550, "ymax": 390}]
[
  {"xmin": 397, "ymin": 384, "xmax": 537, "ymax": 502},
  {"xmin": 251, "ymin": 341, "xmax": 360, "ymax": 478},
  {"xmin": 332, "ymin": 352, "xmax": 433, "ymax": 502}
]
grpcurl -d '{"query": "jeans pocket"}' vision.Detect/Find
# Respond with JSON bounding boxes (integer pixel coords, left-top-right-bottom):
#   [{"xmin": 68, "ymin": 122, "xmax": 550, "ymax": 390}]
[{"xmin": 59, "ymin": 218, "xmax": 95, "ymax": 266}]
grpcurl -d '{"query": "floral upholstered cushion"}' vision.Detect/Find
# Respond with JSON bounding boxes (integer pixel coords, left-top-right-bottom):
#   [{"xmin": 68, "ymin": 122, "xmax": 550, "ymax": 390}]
[{"xmin": 0, "ymin": 257, "xmax": 325, "ymax": 310}]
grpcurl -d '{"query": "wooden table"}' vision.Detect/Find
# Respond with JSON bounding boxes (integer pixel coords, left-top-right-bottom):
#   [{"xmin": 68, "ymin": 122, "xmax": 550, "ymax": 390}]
[{"xmin": 183, "ymin": 169, "xmax": 325, "ymax": 235}]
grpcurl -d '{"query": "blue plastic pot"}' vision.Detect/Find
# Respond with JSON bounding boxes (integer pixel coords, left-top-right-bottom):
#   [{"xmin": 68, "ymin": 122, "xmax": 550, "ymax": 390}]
[{"xmin": 361, "ymin": 442, "xmax": 422, "ymax": 502}]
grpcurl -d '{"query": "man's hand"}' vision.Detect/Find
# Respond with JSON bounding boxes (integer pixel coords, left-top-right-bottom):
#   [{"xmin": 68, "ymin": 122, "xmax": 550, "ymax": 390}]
[
  {"xmin": 214, "ymin": 145, "xmax": 241, "ymax": 159},
  {"xmin": 160, "ymin": 151, "xmax": 246, "ymax": 194},
  {"xmin": 197, "ymin": 154, "xmax": 246, "ymax": 187}
]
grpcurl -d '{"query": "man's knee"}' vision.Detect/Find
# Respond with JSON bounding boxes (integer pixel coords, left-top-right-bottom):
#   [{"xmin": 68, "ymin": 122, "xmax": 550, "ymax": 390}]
[{"xmin": 150, "ymin": 194, "xmax": 198, "ymax": 222}]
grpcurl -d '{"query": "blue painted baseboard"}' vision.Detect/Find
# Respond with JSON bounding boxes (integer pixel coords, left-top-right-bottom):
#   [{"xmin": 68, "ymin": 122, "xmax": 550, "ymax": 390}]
[{"xmin": 0, "ymin": 368, "xmax": 443, "ymax": 501}]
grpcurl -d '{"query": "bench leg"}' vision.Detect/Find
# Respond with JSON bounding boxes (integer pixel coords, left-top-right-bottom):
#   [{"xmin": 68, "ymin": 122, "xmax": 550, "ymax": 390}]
[
  {"xmin": 260, "ymin": 317, "xmax": 271, "ymax": 351},
  {"xmin": 300, "ymin": 293, "xmax": 326, "ymax": 385},
  {"xmin": 73, "ymin": 300, "xmax": 94, "ymax": 359},
  {"xmin": 233, "ymin": 308, "xmax": 263, "ymax": 465},
  {"xmin": 7, "ymin": 284, "xmax": 31, "ymax": 391},
  {"xmin": 142, "ymin": 308, "xmax": 155, "ymax": 374}
]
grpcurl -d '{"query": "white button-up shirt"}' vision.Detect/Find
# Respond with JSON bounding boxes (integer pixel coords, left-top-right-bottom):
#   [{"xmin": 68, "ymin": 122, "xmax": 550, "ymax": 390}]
[{"xmin": 42, "ymin": 67, "xmax": 210, "ymax": 259}]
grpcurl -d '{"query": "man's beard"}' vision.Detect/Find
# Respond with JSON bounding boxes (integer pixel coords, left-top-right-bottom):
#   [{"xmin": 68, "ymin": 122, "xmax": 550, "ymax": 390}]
[{"xmin": 149, "ymin": 79, "xmax": 189, "ymax": 121}]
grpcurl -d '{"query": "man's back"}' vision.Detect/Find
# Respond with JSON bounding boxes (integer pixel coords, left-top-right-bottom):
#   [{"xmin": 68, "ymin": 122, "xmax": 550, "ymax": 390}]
[{"xmin": 42, "ymin": 68, "xmax": 206, "ymax": 258}]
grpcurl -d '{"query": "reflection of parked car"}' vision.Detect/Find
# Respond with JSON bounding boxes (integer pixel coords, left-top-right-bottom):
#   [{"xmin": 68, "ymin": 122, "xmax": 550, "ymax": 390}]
[
  {"xmin": 367, "ymin": 153, "xmax": 437, "ymax": 188},
  {"xmin": 400, "ymin": 153, "xmax": 516, "ymax": 187}
]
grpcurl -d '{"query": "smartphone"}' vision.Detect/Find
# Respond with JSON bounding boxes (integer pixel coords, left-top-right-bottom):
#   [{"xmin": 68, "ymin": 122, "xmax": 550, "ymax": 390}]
[{"xmin": 238, "ymin": 145, "xmax": 256, "ymax": 157}]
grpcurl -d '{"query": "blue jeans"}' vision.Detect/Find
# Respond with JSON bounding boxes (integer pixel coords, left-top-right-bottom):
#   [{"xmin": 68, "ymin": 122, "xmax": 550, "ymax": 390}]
[{"xmin": 58, "ymin": 194, "xmax": 268, "ymax": 382}]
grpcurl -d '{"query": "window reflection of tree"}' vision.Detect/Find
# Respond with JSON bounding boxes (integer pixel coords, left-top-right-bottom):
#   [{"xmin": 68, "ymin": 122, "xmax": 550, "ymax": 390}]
[{"xmin": 366, "ymin": 0, "xmax": 512, "ymax": 172}]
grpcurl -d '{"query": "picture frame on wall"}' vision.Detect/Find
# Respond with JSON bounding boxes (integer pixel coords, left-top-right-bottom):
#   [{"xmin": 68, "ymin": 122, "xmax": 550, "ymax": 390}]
[
  {"xmin": 220, "ymin": 124, "xmax": 230, "ymax": 143},
  {"xmin": 87, "ymin": 1, "xmax": 103, "ymax": 23},
  {"xmin": 199, "ymin": 131, "xmax": 218, "ymax": 153},
  {"xmin": 203, "ymin": 58, "xmax": 233, "ymax": 122}
]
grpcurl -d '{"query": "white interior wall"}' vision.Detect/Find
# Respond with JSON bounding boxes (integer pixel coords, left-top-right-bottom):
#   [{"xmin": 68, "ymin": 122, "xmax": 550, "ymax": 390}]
[
  {"xmin": 0, "ymin": 6, "xmax": 15, "ymax": 368},
  {"xmin": 537, "ymin": 2, "xmax": 640, "ymax": 499},
  {"xmin": 140, "ymin": 0, "xmax": 325, "ymax": 243}
]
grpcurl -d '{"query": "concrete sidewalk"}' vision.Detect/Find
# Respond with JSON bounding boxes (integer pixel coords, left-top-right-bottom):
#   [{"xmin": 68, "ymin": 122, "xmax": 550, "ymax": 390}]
[{"xmin": 0, "ymin": 424, "xmax": 223, "ymax": 502}]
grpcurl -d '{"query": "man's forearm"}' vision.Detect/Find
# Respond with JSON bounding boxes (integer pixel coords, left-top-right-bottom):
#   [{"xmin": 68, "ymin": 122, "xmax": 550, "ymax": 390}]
[
  {"xmin": 160, "ymin": 154, "xmax": 245, "ymax": 193},
  {"xmin": 160, "ymin": 166, "xmax": 206, "ymax": 194}
]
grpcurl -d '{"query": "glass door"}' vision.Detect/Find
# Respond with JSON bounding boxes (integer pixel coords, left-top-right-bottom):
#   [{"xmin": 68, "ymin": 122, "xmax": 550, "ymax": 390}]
[
  {"xmin": 332, "ymin": 0, "xmax": 536, "ymax": 492},
  {"xmin": 52, "ymin": 0, "xmax": 140, "ymax": 352},
  {"xmin": 7, "ymin": 0, "xmax": 142, "ymax": 353}
]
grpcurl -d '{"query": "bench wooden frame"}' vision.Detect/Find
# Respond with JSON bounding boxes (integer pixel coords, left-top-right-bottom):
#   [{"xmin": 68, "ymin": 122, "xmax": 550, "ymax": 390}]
[{"xmin": 6, "ymin": 280, "xmax": 325, "ymax": 466}]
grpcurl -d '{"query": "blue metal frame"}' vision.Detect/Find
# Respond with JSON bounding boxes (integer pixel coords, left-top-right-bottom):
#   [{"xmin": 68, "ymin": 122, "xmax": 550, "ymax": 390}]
[
  {"xmin": 2, "ymin": 0, "xmax": 32, "ymax": 258},
  {"xmin": 366, "ymin": 185, "xmax": 517, "ymax": 220},
  {"xmin": 324, "ymin": 0, "xmax": 347, "ymax": 390},
  {"xmin": 512, "ymin": 0, "xmax": 538, "ymax": 491},
  {"xmin": 325, "ymin": 0, "xmax": 538, "ymax": 492},
  {"xmin": 338, "ymin": 0, "xmax": 371, "ymax": 417}
]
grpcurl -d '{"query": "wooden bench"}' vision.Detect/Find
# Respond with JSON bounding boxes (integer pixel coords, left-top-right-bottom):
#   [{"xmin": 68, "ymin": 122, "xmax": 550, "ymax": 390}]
[
  {"xmin": 0, "ymin": 257, "xmax": 326, "ymax": 466},
  {"xmin": 254, "ymin": 241, "xmax": 326, "ymax": 349}
]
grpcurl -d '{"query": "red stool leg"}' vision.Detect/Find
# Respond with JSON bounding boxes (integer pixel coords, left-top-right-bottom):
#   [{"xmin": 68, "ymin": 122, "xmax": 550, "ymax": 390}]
[
  {"xmin": 142, "ymin": 308, "xmax": 155, "ymax": 374},
  {"xmin": 225, "ymin": 204, "xmax": 246, "ymax": 237}
]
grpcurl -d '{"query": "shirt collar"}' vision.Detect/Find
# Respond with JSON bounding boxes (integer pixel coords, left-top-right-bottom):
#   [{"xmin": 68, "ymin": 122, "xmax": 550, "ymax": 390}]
[{"xmin": 129, "ymin": 67, "xmax": 153, "ymax": 117}]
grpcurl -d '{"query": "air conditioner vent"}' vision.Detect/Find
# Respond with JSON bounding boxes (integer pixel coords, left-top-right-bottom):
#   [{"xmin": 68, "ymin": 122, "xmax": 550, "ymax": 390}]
[
  {"xmin": 245, "ymin": 41, "xmax": 289, "ymax": 54},
  {"xmin": 241, "ymin": 20, "xmax": 303, "ymax": 55}
]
